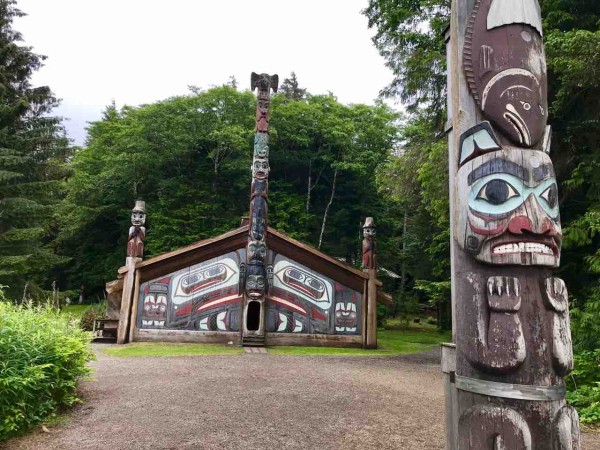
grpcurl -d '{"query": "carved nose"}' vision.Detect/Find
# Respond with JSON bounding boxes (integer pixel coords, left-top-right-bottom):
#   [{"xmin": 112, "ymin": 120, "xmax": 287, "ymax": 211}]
[
  {"xmin": 508, "ymin": 216, "xmax": 533, "ymax": 235},
  {"xmin": 508, "ymin": 215, "xmax": 555, "ymax": 235}
]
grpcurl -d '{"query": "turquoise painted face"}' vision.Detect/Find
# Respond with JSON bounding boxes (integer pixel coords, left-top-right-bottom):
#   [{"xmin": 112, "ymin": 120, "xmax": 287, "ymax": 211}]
[
  {"xmin": 455, "ymin": 149, "xmax": 561, "ymax": 267},
  {"xmin": 469, "ymin": 174, "xmax": 558, "ymax": 219}
]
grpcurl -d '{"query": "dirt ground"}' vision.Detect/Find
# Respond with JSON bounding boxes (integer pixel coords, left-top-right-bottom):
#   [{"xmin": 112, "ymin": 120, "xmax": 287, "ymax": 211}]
[{"xmin": 4, "ymin": 346, "xmax": 600, "ymax": 450}]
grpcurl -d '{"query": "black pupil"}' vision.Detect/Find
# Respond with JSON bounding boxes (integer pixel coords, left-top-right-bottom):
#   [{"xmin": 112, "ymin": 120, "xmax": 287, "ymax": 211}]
[
  {"xmin": 484, "ymin": 180, "xmax": 510, "ymax": 205},
  {"xmin": 546, "ymin": 185, "xmax": 558, "ymax": 208}
]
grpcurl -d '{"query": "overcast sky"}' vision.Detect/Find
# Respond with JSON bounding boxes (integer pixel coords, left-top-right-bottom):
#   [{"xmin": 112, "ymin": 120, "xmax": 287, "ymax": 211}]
[{"xmin": 15, "ymin": 0, "xmax": 395, "ymax": 145}]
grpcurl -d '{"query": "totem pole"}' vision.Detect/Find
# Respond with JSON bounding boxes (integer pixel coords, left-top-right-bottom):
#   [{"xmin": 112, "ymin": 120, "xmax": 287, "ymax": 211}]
[
  {"xmin": 362, "ymin": 217, "xmax": 378, "ymax": 348},
  {"xmin": 127, "ymin": 200, "xmax": 146, "ymax": 259},
  {"xmin": 446, "ymin": 0, "xmax": 580, "ymax": 447},
  {"xmin": 118, "ymin": 199, "xmax": 147, "ymax": 344},
  {"xmin": 362, "ymin": 217, "xmax": 378, "ymax": 271},
  {"xmin": 243, "ymin": 72, "xmax": 278, "ymax": 337}
]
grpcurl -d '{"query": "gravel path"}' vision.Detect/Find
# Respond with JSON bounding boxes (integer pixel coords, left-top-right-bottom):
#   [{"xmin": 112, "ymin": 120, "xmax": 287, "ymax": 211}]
[{"xmin": 4, "ymin": 345, "xmax": 599, "ymax": 450}]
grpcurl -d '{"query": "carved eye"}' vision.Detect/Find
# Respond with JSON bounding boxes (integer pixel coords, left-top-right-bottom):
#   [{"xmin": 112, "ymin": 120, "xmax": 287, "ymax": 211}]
[
  {"xmin": 540, "ymin": 184, "xmax": 558, "ymax": 208},
  {"xmin": 520, "ymin": 101, "xmax": 531, "ymax": 111},
  {"xmin": 476, "ymin": 180, "xmax": 519, "ymax": 205}
]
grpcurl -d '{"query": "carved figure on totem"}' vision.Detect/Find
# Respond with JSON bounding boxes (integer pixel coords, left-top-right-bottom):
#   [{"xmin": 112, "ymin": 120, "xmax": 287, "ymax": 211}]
[
  {"xmin": 254, "ymin": 133, "xmax": 269, "ymax": 158},
  {"xmin": 249, "ymin": 196, "xmax": 267, "ymax": 241},
  {"xmin": 252, "ymin": 158, "xmax": 270, "ymax": 180},
  {"xmin": 454, "ymin": 149, "xmax": 561, "ymax": 266},
  {"xmin": 245, "ymin": 263, "xmax": 266, "ymax": 300},
  {"xmin": 464, "ymin": 0, "xmax": 547, "ymax": 148},
  {"xmin": 251, "ymin": 72, "xmax": 279, "ymax": 96},
  {"xmin": 251, "ymin": 179, "xmax": 268, "ymax": 199},
  {"xmin": 127, "ymin": 200, "xmax": 146, "ymax": 258},
  {"xmin": 251, "ymin": 72, "xmax": 278, "ymax": 133},
  {"xmin": 361, "ymin": 217, "xmax": 378, "ymax": 270},
  {"xmin": 247, "ymin": 240, "xmax": 267, "ymax": 263}
]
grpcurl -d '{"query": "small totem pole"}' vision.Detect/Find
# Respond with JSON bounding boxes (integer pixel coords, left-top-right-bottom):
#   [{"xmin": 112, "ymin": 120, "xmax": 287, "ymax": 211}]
[
  {"xmin": 243, "ymin": 72, "xmax": 278, "ymax": 337},
  {"xmin": 127, "ymin": 200, "xmax": 146, "ymax": 259},
  {"xmin": 446, "ymin": 0, "xmax": 580, "ymax": 447},
  {"xmin": 362, "ymin": 217, "xmax": 378, "ymax": 348},
  {"xmin": 118, "ymin": 199, "xmax": 147, "ymax": 344},
  {"xmin": 361, "ymin": 217, "xmax": 378, "ymax": 271}
]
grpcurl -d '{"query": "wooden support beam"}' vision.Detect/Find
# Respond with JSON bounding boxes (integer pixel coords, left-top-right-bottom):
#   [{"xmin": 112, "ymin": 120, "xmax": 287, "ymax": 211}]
[
  {"xmin": 366, "ymin": 269, "xmax": 378, "ymax": 349},
  {"xmin": 116, "ymin": 257, "xmax": 138, "ymax": 344}
]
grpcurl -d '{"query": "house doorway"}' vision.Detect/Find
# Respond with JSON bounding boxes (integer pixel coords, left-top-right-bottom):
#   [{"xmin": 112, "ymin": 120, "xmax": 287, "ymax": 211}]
[{"xmin": 246, "ymin": 301, "xmax": 261, "ymax": 331}]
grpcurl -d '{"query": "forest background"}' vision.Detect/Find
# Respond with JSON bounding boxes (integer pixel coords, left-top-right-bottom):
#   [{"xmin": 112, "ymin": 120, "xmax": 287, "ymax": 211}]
[{"xmin": 1, "ymin": 0, "xmax": 598, "ymax": 353}]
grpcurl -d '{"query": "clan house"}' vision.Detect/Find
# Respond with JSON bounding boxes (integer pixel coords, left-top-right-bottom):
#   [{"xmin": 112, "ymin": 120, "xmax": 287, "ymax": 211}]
[{"xmin": 104, "ymin": 73, "xmax": 392, "ymax": 348}]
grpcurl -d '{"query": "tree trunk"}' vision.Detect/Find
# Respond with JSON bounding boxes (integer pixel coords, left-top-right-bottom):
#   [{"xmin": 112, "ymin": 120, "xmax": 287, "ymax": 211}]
[
  {"xmin": 306, "ymin": 159, "xmax": 312, "ymax": 213},
  {"xmin": 396, "ymin": 209, "xmax": 408, "ymax": 317},
  {"xmin": 318, "ymin": 167, "xmax": 338, "ymax": 250}
]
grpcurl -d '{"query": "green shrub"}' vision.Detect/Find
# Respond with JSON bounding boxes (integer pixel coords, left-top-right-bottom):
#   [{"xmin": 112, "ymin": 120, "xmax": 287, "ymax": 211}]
[
  {"xmin": 566, "ymin": 349, "xmax": 600, "ymax": 425},
  {"xmin": 426, "ymin": 316, "xmax": 437, "ymax": 325},
  {"xmin": 0, "ymin": 296, "xmax": 94, "ymax": 440},
  {"xmin": 79, "ymin": 301, "xmax": 107, "ymax": 331}
]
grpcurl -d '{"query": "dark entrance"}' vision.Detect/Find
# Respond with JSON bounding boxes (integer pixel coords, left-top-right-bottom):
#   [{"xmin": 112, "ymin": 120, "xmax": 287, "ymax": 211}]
[{"xmin": 246, "ymin": 301, "xmax": 261, "ymax": 331}]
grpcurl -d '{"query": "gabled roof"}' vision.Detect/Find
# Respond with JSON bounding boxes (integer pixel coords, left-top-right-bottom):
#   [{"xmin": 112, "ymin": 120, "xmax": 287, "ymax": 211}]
[{"xmin": 122, "ymin": 225, "xmax": 392, "ymax": 305}]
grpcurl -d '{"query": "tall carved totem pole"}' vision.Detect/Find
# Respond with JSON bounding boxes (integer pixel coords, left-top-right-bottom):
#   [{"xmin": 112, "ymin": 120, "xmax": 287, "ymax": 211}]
[
  {"xmin": 447, "ymin": 0, "xmax": 580, "ymax": 447},
  {"xmin": 243, "ymin": 72, "xmax": 278, "ymax": 337}
]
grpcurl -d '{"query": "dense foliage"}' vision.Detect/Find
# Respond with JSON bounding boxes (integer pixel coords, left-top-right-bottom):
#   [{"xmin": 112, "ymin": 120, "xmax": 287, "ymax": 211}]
[
  {"xmin": 79, "ymin": 301, "xmax": 107, "ymax": 332},
  {"xmin": 0, "ymin": 295, "xmax": 94, "ymax": 440},
  {"xmin": 365, "ymin": 0, "xmax": 600, "ymax": 422},
  {"xmin": 0, "ymin": 0, "xmax": 71, "ymax": 300},
  {"xmin": 55, "ymin": 87, "xmax": 401, "ymax": 293},
  {"xmin": 566, "ymin": 350, "xmax": 600, "ymax": 424}
]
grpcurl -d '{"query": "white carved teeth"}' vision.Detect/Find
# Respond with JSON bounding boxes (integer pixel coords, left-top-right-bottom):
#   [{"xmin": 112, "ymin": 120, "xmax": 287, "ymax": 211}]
[
  {"xmin": 142, "ymin": 320, "xmax": 165, "ymax": 327},
  {"xmin": 346, "ymin": 327, "xmax": 356, "ymax": 332},
  {"xmin": 335, "ymin": 327, "xmax": 344, "ymax": 332},
  {"xmin": 493, "ymin": 243, "xmax": 553, "ymax": 255}
]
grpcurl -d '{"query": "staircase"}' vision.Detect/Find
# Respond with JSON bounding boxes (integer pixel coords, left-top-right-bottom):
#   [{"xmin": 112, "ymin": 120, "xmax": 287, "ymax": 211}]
[{"xmin": 242, "ymin": 335, "xmax": 265, "ymax": 347}]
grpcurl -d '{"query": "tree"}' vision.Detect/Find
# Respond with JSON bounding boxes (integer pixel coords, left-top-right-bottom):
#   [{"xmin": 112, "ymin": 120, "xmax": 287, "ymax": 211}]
[
  {"xmin": 56, "ymin": 87, "xmax": 400, "ymax": 294},
  {"xmin": 365, "ymin": 0, "xmax": 600, "ymax": 335},
  {"xmin": 363, "ymin": 0, "xmax": 449, "ymax": 122},
  {"xmin": 279, "ymin": 72, "xmax": 307, "ymax": 101},
  {"xmin": 0, "ymin": 0, "xmax": 71, "ymax": 299}
]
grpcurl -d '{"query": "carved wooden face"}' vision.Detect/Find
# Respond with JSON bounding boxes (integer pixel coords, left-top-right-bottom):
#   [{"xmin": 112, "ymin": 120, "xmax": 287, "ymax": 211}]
[
  {"xmin": 252, "ymin": 158, "xmax": 270, "ymax": 179},
  {"xmin": 482, "ymin": 70, "xmax": 547, "ymax": 147},
  {"xmin": 245, "ymin": 265, "xmax": 266, "ymax": 299},
  {"xmin": 455, "ymin": 149, "xmax": 561, "ymax": 266},
  {"xmin": 363, "ymin": 226, "xmax": 376, "ymax": 238},
  {"xmin": 131, "ymin": 211, "xmax": 146, "ymax": 226},
  {"xmin": 464, "ymin": 0, "xmax": 547, "ymax": 147},
  {"xmin": 254, "ymin": 133, "xmax": 269, "ymax": 158},
  {"xmin": 247, "ymin": 241, "xmax": 266, "ymax": 263}
]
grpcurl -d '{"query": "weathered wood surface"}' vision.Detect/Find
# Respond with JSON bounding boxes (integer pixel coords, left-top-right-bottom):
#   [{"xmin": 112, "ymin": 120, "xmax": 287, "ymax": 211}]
[
  {"xmin": 366, "ymin": 269, "xmax": 378, "ymax": 349},
  {"xmin": 105, "ymin": 279, "xmax": 124, "ymax": 320},
  {"xmin": 265, "ymin": 332, "xmax": 363, "ymax": 348},
  {"xmin": 134, "ymin": 328, "xmax": 241, "ymax": 345},
  {"xmin": 128, "ymin": 271, "xmax": 141, "ymax": 343},
  {"xmin": 117, "ymin": 257, "xmax": 139, "ymax": 344},
  {"xmin": 446, "ymin": 0, "xmax": 579, "ymax": 447}
]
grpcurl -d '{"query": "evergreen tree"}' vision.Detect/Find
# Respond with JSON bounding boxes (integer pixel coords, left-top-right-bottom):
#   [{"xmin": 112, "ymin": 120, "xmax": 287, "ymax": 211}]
[
  {"xmin": 279, "ymin": 72, "xmax": 307, "ymax": 101},
  {"xmin": 0, "ymin": 0, "xmax": 71, "ymax": 299}
]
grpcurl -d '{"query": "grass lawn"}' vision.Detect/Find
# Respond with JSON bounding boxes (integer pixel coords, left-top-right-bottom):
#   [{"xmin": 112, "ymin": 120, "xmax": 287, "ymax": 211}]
[
  {"xmin": 61, "ymin": 304, "xmax": 89, "ymax": 319},
  {"xmin": 102, "ymin": 342, "xmax": 244, "ymax": 357},
  {"xmin": 98, "ymin": 319, "xmax": 451, "ymax": 358}
]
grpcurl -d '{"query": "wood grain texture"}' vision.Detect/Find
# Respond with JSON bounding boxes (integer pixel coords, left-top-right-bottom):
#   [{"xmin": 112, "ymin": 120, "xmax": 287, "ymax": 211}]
[
  {"xmin": 446, "ymin": 0, "xmax": 579, "ymax": 447},
  {"xmin": 117, "ymin": 257, "xmax": 138, "ymax": 344}
]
